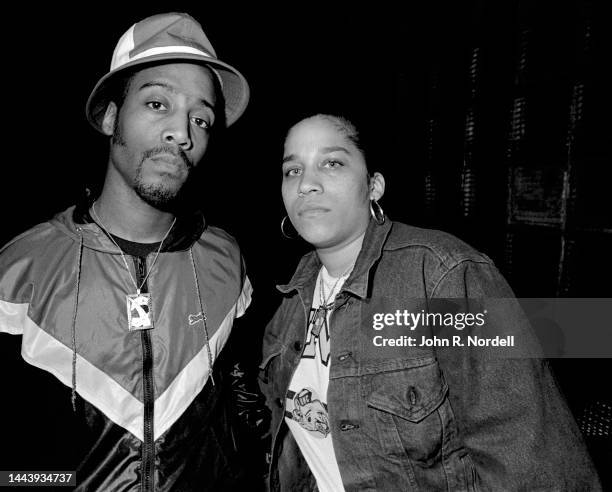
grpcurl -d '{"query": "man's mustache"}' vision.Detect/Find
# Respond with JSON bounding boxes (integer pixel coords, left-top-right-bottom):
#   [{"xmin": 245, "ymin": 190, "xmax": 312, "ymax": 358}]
[{"xmin": 142, "ymin": 145, "xmax": 193, "ymax": 169}]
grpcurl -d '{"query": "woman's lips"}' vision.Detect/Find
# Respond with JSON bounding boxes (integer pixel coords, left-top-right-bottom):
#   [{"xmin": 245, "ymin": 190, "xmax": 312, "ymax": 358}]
[{"xmin": 298, "ymin": 207, "xmax": 331, "ymax": 218}]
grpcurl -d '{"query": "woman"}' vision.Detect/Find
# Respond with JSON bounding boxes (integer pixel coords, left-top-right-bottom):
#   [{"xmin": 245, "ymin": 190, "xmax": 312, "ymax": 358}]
[{"xmin": 259, "ymin": 114, "xmax": 599, "ymax": 491}]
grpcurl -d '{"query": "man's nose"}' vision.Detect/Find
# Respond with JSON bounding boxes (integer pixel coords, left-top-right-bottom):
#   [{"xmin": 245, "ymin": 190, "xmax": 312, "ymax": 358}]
[{"xmin": 161, "ymin": 112, "xmax": 193, "ymax": 150}]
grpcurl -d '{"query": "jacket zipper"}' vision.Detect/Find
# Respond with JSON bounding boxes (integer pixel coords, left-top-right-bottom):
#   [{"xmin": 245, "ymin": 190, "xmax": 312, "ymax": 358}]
[{"xmin": 134, "ymin": 256, "xmax": 155, "ymax": 492}]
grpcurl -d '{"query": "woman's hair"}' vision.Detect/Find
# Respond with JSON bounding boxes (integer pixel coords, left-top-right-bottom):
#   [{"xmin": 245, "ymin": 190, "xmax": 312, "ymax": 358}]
[{"xmin": 289, "ymin": 113, "xmax": 370, "ymax": 172}]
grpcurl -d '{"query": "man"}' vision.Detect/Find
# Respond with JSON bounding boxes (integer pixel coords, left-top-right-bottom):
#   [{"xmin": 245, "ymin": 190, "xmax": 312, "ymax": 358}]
[{"xmin": 0, "ymin": 12, "xmax": 263, "ymax": 491}]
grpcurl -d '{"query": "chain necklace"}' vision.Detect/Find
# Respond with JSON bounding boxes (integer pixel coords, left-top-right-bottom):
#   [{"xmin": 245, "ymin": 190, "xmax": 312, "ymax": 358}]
[
  {"xmin": 91, "ymin": 202, "xmax": 176, "ymax": 331},
  {"xmin": 311, "ymin": 264, "xmax": 353, "ymax": 337},
  {"xmin": 319, "ymin": 265, "xmax": 352, "ymax": 307}
]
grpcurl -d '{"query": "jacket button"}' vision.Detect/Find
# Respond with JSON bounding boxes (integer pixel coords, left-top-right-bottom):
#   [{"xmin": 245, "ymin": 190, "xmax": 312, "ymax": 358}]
[
  {"xmin": 340, "ymin": 422, "xmax": 359, "ymax": 431},
  {"xmin": 293, "ymin": 340, "xmax": 303, "ymax": 352},
  {"xmin": 338, "ymin": 351, "xmax": 352, "ymax": 362},
  {"xmin": 408, "ymin": 387, "xmax": 418, "ymax": 406},
  {"xmin": 275, "ymin": 397, "xmax": 283, "ymax": 408}
]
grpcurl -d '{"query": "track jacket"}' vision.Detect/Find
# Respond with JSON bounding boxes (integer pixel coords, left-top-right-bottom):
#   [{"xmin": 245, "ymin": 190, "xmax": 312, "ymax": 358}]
[{"xmin": 0, "ymin": 204, "xmax": 253, "ymax": 491}]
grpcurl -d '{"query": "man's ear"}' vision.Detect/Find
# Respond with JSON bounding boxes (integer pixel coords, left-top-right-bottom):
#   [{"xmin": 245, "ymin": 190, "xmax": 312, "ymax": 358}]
[
  {"xmin": 369, "ymin": 172, "xmax": 386, "ymax": 201},
  {"xmin": 101, "ymin": 102, "xmax": 118, "ymax": 136}
]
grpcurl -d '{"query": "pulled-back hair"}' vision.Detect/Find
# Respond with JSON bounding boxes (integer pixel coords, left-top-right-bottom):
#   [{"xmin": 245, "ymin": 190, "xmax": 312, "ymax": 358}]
[{"xmin": 290, "ymin": 113, "xmax": 370, "ymax": 172}]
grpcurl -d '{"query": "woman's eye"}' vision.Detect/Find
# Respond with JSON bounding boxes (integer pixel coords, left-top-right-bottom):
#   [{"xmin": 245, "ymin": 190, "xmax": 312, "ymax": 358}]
[
  {"xmin": 324, "ymin": 159, "xmax": 343, "ymax": 169},
  {"xmin": 146, "ymin": 101, "xmax": 166, "ymax": 111},
  {"xmin": 284, "ymin": 168, "xmax": 302, "ymax": 177},
  {"xmin": 192, "ymin": 117, "xmax": 211, "ymax": 129}
]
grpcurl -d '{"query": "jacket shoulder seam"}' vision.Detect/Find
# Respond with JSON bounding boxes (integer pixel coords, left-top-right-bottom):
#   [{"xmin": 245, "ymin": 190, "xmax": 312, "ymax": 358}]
[
  {"xmin": 384, "ymin": 242, "xmax": 491, "ymax": 271},
  {"xmin": 430, "ymin": 258, "xmax": 494, "ymax": 297}
]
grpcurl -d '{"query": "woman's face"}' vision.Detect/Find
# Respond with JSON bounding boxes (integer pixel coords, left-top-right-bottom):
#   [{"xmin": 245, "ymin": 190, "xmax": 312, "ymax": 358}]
[{"xmin": 281, "ymin": 116, "xmax": 376, "ymax": 250}]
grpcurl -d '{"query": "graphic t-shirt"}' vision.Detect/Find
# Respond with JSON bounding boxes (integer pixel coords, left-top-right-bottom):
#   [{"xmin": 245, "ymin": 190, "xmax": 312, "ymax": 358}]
[{"xmin": 285, "ymin": 266, "xmax": 350, "ymax": 492}]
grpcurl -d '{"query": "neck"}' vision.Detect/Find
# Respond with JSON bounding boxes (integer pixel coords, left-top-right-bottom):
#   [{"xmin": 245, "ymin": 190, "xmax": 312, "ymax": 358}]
[
  {"xmin": 94, "ymin": 186, "xmax": 175, "ymax": 243},
  {"xmin": 316, "ymin": 231, "xmax": 366, "ymax": 277}
]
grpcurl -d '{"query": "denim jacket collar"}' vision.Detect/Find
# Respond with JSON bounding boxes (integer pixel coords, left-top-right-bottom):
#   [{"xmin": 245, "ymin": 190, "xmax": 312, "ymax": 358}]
[{"xmin": 276, "ymin": 217, "xmax": 393, "ymax": 300}]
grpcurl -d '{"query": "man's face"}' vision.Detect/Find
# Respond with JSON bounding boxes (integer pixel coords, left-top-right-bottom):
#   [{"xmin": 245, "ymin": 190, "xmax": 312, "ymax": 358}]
[{"xmin": 102, "ymin": 63, "xmax": 217, "ymax": 208}]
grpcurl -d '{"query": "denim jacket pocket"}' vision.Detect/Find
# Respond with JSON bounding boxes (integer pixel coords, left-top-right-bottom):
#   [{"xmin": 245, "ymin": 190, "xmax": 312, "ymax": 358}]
[
  {"xmin": 365, "ymin": 357, "xmax": 448, "ymax": 422},
  {"xmin": 365, "ymin": 357, "xmax": 450, "ymax": 466}
]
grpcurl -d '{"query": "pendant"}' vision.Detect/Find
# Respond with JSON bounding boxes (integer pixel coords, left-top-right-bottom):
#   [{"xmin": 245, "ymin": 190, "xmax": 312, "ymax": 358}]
[
  {"xmin": 127, "ymin": 292, "xmax": 154, "ymax": 331},
  {"xmin": 311, "ymin": 306, "xmax": 327, "ymax": 337}
]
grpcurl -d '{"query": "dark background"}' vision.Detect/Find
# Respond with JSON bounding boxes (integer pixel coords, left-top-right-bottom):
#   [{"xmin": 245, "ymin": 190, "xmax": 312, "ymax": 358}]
[{"xmin": 1, "ymin": 0, "xmax": 610, "ymax": 487}]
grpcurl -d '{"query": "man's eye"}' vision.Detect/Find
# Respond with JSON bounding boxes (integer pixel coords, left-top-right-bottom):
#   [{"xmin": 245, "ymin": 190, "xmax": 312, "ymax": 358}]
[
  {"xmin": 192, "ymin": 117, "xmax": 211, "ymax": 129},
  {"xmin": 146, "ymin": 101, "xmax": 166, "ymax": 111}
]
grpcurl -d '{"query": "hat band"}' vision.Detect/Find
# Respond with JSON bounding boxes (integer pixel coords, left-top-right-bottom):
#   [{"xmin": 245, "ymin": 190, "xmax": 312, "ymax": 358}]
[
  {"xmin": 117, "ymin": 45, "xmax": 213, "ymax": 69},
  {"xmin": 113, "ymin": 45, "xmax": 223, "ymax": 89}
]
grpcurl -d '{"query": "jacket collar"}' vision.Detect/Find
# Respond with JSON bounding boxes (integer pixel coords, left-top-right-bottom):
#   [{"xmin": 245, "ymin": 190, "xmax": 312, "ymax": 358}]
[
  {"xmin": 71, "ymin": 195, "xmax": 205, "ymax": 252},
  {"xmin": 277, "ymin": 217, "xmax": 393, "ymax": 299}
]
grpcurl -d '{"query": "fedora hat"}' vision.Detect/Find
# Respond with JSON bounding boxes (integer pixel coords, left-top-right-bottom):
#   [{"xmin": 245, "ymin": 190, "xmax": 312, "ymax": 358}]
[{"xmin": 86, "ymin": 12, "xmax": 250, "ymax": 132}]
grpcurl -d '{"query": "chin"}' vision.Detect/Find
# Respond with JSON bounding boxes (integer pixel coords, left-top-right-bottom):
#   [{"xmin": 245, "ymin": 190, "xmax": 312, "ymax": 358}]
[
  {"xmin": 135, "ymin": 181, "xmax": 182, "ymax": 209},
  {"xmin": 296, "ymin": 224, "xmax": 338, "ymax": 249}
]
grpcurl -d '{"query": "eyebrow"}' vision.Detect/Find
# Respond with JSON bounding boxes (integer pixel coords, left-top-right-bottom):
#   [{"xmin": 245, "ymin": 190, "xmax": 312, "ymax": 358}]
[
  {"xmin": 281, "ymin": 146, "xmax": 351, "ymax": 165},
  {"xmin": 138, "ymin": 81, "xmax": 215, "ymax": 111},
  {"xmin": 321, "ymin": 146, "xmax": 351, "ymax": 155}
]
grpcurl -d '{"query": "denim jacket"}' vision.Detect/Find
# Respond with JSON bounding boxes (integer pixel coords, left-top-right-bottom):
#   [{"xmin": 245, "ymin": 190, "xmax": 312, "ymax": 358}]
[{"xmin": 260, "ymin": 218, "xmax": 600, "ymax": 491}]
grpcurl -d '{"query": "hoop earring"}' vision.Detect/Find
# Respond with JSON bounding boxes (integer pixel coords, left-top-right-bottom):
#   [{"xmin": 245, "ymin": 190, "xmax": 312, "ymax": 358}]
[
  {"xmin": 370, "ymin": 199, "xmax": 385, "ymax": 225},
  {"xmin": 281, "ymin": 216, "xmax": 298, "ymax": 239}
]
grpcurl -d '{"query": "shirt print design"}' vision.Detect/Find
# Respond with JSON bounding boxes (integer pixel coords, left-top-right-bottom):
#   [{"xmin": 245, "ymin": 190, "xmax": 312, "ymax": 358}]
[
  {"xmin": 285, "ymin": 387, "xmax": 330, "ymax": 438},
  {"xmin": 301, "ymin": 304, "xmax": 333, "ymax": 366}
]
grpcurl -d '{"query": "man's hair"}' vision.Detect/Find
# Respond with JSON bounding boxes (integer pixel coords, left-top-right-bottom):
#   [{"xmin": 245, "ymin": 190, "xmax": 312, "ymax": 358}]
[{"xmin": 110, "ymin": 72, "xmax": 135, "ymax": 111}]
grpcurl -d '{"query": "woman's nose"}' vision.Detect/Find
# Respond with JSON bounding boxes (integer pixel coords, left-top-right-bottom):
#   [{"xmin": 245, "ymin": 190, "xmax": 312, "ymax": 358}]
[{"xmin": 298, "ymin": 167, "xmax": 322, "ymax": 195}]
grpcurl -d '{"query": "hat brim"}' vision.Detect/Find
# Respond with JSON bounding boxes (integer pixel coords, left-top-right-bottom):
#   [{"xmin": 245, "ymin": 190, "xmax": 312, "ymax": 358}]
[{"xmin": 85, "ymin": 52, "xmax": 250, "ymax": 132}]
